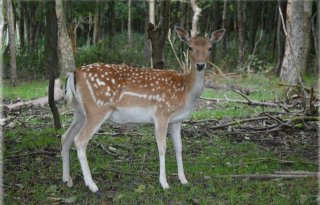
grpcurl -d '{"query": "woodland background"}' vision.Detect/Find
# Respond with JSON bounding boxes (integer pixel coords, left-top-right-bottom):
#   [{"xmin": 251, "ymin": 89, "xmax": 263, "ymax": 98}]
[{"xmin": 1, "ymin": 0, "xmax": 319, "ymax": 204}]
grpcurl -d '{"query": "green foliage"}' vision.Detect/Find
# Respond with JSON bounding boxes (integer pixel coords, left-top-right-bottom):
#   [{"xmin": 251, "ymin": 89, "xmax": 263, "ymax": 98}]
[{"xmin": 75, "ymin": 32, "xmax": 145, "ymax": 68}]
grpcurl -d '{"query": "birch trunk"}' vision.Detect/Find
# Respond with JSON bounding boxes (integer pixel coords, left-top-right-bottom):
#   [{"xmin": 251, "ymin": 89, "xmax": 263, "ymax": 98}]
[{"xmin": 6, "ymin": 0, "xmax": 17, "ymax": 86}]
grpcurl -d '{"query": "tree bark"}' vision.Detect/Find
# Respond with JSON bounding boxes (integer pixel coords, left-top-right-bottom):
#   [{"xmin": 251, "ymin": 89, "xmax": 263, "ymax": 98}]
[
  {"xmin": 248, "ymin": 2, "xmax": 262, "ymax": 54},
  {"xmin": 210, "ymin": 2, "xmax": 220, "ymax": 63},
  {"xmin": 46, "ymin": 1, "xmax": 61, "ymax": 129},
  {"xmin": 144, "ymin": 1, "xmax": 151, "ymax": 67},
  {"xmin": 0, "ymin": 0, "xmax": 4, "ymax": 82},
  {"xmin": 280, "ymin": 0, "xmax": 305, "ymax": 85},
  {"xmin": 318, "ymin": 0, "xmax": 320, "ymax": 73},
  {"xmin": 6, "ymin": 0, "xmax": 17, "ymax": 86},
  {"xmin": 236, "ymin": 0, "xmax": 244, "ymax": 67},
  {"xmin": 128, "ymin": 0, "xmax": 132, "ymax": 46},
  {"xmin": 303, "ymin": 1, "xmax": 312, "ymax": 74},
  {"xmin": 55, "ymin": 0, "xmax": 76, "ymax": 76},
  {"xmin": 147, "ymin": 0, "xmax": 171, "ymax": 69},
  {"xmin": 221, "ymin": 0, "xmax": 228, "ymax": 56},
  {"xmin": 107, "ymin": 0, "xmax": 116, "ymax": 48},
  {"xmin": 274, "ymin": 2, "xmax": 286, "ymax": 76},
  {"xmin": 93, "ymin": 1, "xmax": 100, "ymax": 45},
  {"xmin": 18, "ymin": 2, "xmax": 25, "ymax": 51}
]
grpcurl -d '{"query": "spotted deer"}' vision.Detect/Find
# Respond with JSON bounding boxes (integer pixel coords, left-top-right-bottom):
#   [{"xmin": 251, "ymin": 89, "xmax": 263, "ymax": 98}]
[{"xmin": 61, "ymin": 27, "xmax": 225, "ymax": 193}]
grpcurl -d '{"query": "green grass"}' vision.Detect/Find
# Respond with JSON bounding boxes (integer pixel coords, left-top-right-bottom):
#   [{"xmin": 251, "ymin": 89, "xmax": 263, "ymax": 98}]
[
  {"xmin": 4, "ymin": 124, "xmax": 317, "ymax": 204},
  {"xmin": 2, "ymin": 80, "xmax": 48, "ymax": 100}
]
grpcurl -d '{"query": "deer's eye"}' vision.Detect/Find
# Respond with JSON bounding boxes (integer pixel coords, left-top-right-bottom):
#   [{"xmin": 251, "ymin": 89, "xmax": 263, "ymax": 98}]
[
  {"xmin": 188, "ymin": 46, "xmax": 193, "ymax": 51},
  {"xmin": 208, "ymin": 47, "xmax": 212, "ymax": 52}
]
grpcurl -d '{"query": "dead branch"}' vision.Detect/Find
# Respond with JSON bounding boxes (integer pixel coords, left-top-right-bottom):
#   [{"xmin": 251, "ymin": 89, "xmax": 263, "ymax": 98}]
[
  {"xmin": 210, "ymin": 116, "xmax": 270, "ymax": 130},
  {"xmin": 278, "ymin": 83, "xmax": 320, "ymax": 94},
  {"xmin": 201, "ymin": 95, "xmax": 283, "ymax": 108},
  {"xmin": 92, "ymin": 140, "xmax": 119, "ymax": 157}
]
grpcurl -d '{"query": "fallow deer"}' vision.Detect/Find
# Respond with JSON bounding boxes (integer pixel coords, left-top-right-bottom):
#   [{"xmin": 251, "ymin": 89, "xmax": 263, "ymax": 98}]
[{"xmin": 62, "ymin": 27, "xmax": 225, "ymax": 192}]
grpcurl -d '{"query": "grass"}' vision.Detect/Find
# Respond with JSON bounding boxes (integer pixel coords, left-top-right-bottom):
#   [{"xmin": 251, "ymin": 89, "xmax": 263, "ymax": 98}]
[
  {"xmin": 3, "ymin": 73, "xmax": 318, "ymax": 204},
  {"xmin": 1, "ymin": 80, "xmax": 48, "ymax": 100}
]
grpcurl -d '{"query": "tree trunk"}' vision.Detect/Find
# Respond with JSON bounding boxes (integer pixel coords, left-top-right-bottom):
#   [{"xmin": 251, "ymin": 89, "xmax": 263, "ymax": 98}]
[
  {"xmin": 7, "ymin": 0, "xmax": 17, "ymax": 86},
  {"xmin": 147, "ymin": 0, "xmax": 171, "ymax": 69},
  {"xmin": 236, "ymin": 0, "xmax": 244, "ymax": 67},
  {"xmin": 107, "ymin": 0, "xmax": 116, "ymax": 48},
  {"xmin": 144, "ymin": 1, "xmax": 151, "ymax": 67},
  {"xmin": 0, "ymin": 0, "xmax": 4, "ymax": 81},
  {"xmin": 248, "ymin": 2, "xmax": 262, "ymax": 54},
  {"xmin": 55, "ymin": 0, "xmax": 76, "ymax": 76},
  {"xmin": 93, "ymin": 1, "xmax": 100, "ymax": 45},
  {"xmin": 210, "ymin": 2, "xmax": 220, "ymax": 63},
  {"xmin": 274, "ymin": 1, "xmax": 286, "ymax": 76},
  {"xmin": 280, "ymin": 0, "xmax": 305, "ymax": 85},
  {"xmin": 303, "ymin": 1, "xmax": 312, "ymax": 74},
  {"xmin": 46, "ymin": 1, "xmax": 61, "ymax": 130},
  {"xmin": 128, "ymin": 0, "xmax": 132, "ymax": 46},
  {"xmin": 221, "ymin": 0, "xmax": 227, "ymax": 56},
  {"xmin": 18, "ymin": 2, "xmax": 25, "ymax": 51},
  {"xmin": 318, "ymin": 0, "xmax": 320, "ymax": 73}
]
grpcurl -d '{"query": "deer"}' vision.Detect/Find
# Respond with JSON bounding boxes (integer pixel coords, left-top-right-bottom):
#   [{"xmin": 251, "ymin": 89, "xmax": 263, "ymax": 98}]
[{"xmin": 61, "ymin": 27, "xmax": 225, "ymax": 193}]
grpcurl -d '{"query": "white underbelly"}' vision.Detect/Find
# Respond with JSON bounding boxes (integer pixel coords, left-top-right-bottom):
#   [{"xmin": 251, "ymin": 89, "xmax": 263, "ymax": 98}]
[{"xmin": 109, "ymin": 106, "xmax": 155, "ymax": 124}]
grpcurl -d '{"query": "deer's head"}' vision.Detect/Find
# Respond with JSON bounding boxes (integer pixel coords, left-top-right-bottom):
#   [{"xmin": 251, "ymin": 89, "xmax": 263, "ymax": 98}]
[{"xmin": 176, "ymin": 27, "xmax": 226, "ymax": 71}]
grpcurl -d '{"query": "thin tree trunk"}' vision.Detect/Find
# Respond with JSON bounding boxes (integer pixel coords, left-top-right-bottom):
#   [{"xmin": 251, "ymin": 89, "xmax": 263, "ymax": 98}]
[
  {"xmin": 93, "ymin": 1, "xmax": 100, "ymax": 45},
  {"xmin": 236, "ymin": 0, "xmax": 244, "ymax": 67},
  {"xmin": 221, "ymin": 0, "xmax": 227, "ymax": 56},
  {"xmin": 144, "ymin": 1, "xmax": 151, "ymax": 67},
  {"xmin": 128, "ymin": 0, "xmax": 132, "ymax": 46},
  {"xmin": 47, "ymin": 1, "xmax": 61, "ymax": 130},
  {"xmin": 19, "ymin": 2, "xmax": 25, "ymax": 51},
  {"xmin": 7, "ymin": 0, "xmax": 17, "ymax": 86},
  {"xmin": 55, "ymin": 0, "xmax": 76, "ymax": 76},
  {"xmin": 275, "ymin": 7, "xmax": 284, "ymax": 76},
  {"xmin": 248, "ymin": 2, "xmax": 262, "ymax": 54},
  {"xmin": 107, "ymin": 0, "xmax": 116, "ymax": 48},
  {"xmin": 210, "ymin": 2, "xmax": 220, "ymax": 63}
]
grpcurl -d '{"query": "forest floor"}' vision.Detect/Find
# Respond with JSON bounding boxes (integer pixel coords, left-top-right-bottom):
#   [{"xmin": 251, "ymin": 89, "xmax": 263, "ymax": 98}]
[{"xmin": 2, "ymin": 73, "xmax": 319, "ymax": 205}]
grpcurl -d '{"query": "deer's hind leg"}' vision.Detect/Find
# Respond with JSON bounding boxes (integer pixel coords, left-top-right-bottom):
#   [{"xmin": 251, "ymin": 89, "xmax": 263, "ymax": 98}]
[
  {"xmin": 61, "ymin": 101, "xmax": 86, "ymax": 187},
  {"xmin": 74, "ymin": 108, "xmax": 112, "ymax": 193}
]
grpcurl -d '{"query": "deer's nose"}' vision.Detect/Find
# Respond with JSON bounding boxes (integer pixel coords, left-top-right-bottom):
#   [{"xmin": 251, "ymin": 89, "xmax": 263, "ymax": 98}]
[{"xmin": 196, "ymin": 63, "xmax": 206, "ymax": 71}]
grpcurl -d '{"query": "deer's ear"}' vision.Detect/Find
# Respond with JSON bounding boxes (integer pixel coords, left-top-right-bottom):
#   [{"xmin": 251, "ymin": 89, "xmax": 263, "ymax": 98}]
[
  {"xmin": 176, "ymin": 27, "xmax": 190, "ymax": 43},
  {"xmin": 210, "ymin": 29, "xmax": 226, "ymax": 43}
]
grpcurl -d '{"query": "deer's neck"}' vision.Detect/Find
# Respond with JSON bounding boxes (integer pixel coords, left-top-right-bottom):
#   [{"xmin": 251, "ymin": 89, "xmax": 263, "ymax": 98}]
[{"xmin": 185, "ymin": 66, "xmax": 205, "ymax": 104}]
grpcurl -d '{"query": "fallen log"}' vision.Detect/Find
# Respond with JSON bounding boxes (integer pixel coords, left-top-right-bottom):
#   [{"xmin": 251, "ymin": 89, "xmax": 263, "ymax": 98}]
[{"xmin": 3, "ymin": 79, "xmax": 63, "ymax": 113}]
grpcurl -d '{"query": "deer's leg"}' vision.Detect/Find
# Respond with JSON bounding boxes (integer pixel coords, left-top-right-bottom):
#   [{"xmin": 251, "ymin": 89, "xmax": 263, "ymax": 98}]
[
  {"xmin": 169, "ymin": 122, "xmax": 188, "ymax": 185},
  {"xmin": 155, "ymin": 118, "xmax": 169, "ymax": 189},
  {"xmin": 61, "ymin": 107, "xmax": 85, "ymax": 187},
  {"xmin": 74, "ymin": 111, "xmax": 110, "ymax": 193}
]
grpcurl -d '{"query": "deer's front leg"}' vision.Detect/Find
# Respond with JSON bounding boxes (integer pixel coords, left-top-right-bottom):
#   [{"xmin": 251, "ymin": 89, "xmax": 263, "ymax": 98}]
[
  {"xmin": 155, "ymin": 118, "xmax": 169, "ymax": 189},
  {"xmin": 169, "ymin": 122, "xmax": 188, "ymax": 185}
]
